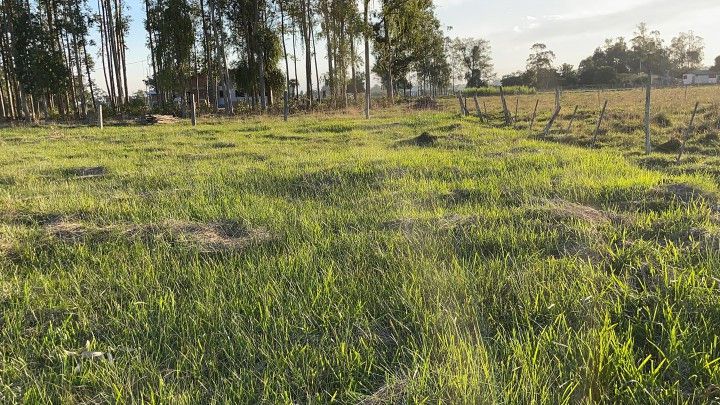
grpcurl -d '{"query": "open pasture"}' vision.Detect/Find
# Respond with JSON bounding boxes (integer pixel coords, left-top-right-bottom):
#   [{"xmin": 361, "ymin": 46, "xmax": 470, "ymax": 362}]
[{"xmin": 1, "ymin": 87, "xmax": 720, "ymax": 403}]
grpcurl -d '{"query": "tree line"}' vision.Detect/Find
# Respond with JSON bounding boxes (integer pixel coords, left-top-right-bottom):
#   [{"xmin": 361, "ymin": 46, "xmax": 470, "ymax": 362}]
[
  {"xmin": 0, "ymin": 0, "xmax": 460, "ymax": 120},
  {"xmin": 2, "ymin": 5, "xmax": 719, "ymax": 122},
  {"xmin": 502, "ymin": 23, "xmax": 719, "ymax": 89}
]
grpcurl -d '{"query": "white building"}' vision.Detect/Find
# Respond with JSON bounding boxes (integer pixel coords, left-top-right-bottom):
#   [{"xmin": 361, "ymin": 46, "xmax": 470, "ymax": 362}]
[{"xmin": 683, "ymin": 70, "xmax": 718, "ymax": 85}]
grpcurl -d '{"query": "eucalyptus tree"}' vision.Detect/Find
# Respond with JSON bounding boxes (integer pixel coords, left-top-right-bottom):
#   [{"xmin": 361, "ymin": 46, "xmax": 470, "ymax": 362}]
[{"xmin": 372, "ymin": 0, "xmax": 438, "ymax": 102}]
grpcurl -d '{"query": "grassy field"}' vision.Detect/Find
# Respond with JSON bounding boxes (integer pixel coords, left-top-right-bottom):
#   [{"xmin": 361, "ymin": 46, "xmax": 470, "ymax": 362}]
[{"xmin": 2, "ymin": 87, "xmax": 720, "ymax": 403}]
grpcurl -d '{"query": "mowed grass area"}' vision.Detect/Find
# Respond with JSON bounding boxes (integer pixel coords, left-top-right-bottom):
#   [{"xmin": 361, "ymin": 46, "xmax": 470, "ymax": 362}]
[{"xmin": 1, "ymin": 100, "xmax": 720, "ymax": 403}]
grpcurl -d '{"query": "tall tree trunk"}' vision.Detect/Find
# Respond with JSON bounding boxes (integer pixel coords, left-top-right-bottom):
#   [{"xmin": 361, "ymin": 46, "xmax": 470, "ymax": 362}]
[
  {"xmin": 199, "ymin": 0, "xmax": 212, "ymax": 109},
  {"xmin": 72, "ymin": 32, "xmax": 88, "ymax": 117},
  {"xmin": 364, "ymin": 0, "xmax": 370, "ymax": 119},
  {"xmin": 212, "ymin": 4, "xmax": 233, "ymax": 115},
  {"xmin": 383, "ymin": 14, "xmax": 393, "ymax": 102},
  {"xmin": 312, "ymin": 24, "xmax": 320, "ymax": 100},
  {"xmin": 300, "ymin": 0, "xmax": 312, "ymax": 105},
  {"xmin": 144, "ymin": 0, "xmax": 159, "ymax": 108},
  {"xmin": 291, "ymin": 17, "xmax": 299, "ymax": 98},
  {"xmin": 350, "ymin": 32, "xmax": 357, "ymax": 103},
  {"xmin": 280, "ymin": 0, "xmax": 290, "ymax": 110},
  {"xmin": 256, "ymin": 2, "xmax": 266, "ymax": 111}
]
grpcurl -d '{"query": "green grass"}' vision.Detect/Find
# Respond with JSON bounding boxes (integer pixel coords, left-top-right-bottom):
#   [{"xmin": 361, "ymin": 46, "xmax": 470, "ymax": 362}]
[{"xmin": 1, "ymin": 107, "xmax": 720, "ymax": 403}]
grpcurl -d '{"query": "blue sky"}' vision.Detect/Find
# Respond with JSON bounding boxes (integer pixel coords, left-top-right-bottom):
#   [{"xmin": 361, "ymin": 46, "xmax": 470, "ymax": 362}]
[{"xmin": 107, "ymin": 0, "xmax": 720, "ymax": 93}]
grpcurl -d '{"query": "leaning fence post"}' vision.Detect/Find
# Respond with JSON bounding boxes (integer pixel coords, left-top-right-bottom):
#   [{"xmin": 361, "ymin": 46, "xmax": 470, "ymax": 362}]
[
  {"xmin": 499, "ymin": 86, "xmax": 512, "ymax": 125},
  {"xmin": 528, "ymin": 99, "xmax": 539, "ymax": 134},
  {"xmin": 457, "ymin": 93, "xmax": 466, "ymax": 116},
  {"xmin": 98, "ymin": 104, "xmax": 103, "ymax": 129},
  {"xmin": 676, "ymin": 101, "xmax": 700, "ymax": 163},
  {"xmin": 473, "ymin": 93, "xmax": 483, "ymax": 121},
  {"xmin": 565, "ymin": 105, "xmax": 579, "ymax": 133},
  {"xmin": 644, "ymin": 81, "xmax": 652, "ymax": 155},
  {"xmin": 543, "ymin": 104, "xmax": 562, "ymax": 138},
  {"xmin": 592, "ymin": 100, "xmax": 608, "ymax": 146},
  {"xmin": 191, "ymin": 95, "xmax": 197, "ymax": 126}
]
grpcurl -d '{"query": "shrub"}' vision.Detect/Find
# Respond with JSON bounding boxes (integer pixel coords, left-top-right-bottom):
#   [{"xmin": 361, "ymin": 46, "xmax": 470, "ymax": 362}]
[{"xmin": 461, "ymin": 86, "xmax": 537, "ymax": 97}]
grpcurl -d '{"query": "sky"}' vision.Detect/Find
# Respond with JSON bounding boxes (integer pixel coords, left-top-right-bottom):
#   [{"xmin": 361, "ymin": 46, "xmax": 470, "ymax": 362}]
[{"xmin": 106, "ymin": 0, "xmax": 720, "ymax": 94}]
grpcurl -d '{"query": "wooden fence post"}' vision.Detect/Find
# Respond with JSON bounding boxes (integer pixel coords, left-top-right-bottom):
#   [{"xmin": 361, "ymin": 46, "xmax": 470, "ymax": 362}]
[
  {"xmin": 543, "ymin": 104, "xmax": 562, "ymax": 138},
  {"xmin": 457, "ymin": 94, "xmax": 466, "ymax": 116},
  {"xmin": 676, "ymin": 101, "xmax": 700, "ymax": 163},
  {"xmin": 483, "ymin": 101, "xmax": 488, "ymax": 117},
  {"xmin": 473, "ymin": 94, "xmax": 483, "ymax": 122},
  {"xmin": 555, "ymin": 88, "xmax": 561, "ymax": 111},
  {"xmin": 565, "ymin": 105, "xmax": 579, "ymax": 133},
  {"xmin": 463, "ymin": 96, "xmax": 470, "ymax": 116},
  {"xmin": 528, "ymin": 99, "xmax": 539, "ymax": 134},
  {"xmin": 644, "ymin": 82, "xmax": 652, "ymax": 155},
  {"xmin": 514, "ymin": 97, "xmax": 519, "ymax": 125},
  {"xmin": 592, "ymin": 100, "xmax": 608, "ymax": 146},
  {"xmin": 499, "ymin": 86, "xmax": 512, "ymax": 125},
  {"xmin": 283, "ymin": 90, "xmax": 289, "ymax": 121},
  {"xmin": 98, "ymin": 104, "xmax": 103, "ymax": 129},
  {"xmin": 191, "ymin": 95, "xmax": 197, "ymax": 126}
]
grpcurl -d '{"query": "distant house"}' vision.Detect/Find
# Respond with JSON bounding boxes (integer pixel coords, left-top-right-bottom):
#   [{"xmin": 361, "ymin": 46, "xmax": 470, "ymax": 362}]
[{"xmin": 682, "ymin": 70, "xmax": 718, "ymax": 85}]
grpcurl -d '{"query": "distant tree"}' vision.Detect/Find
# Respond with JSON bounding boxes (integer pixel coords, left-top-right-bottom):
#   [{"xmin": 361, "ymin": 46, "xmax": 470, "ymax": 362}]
[
  {"xmin": 577, "ymin": 37, "xmax": 634, "ymax": 86},
  {"xmin": 631, "ymin": 22, "xmax": 670, "ymax": 74},
  {"xmin": 669, "ymin": 31, "xmax": 705, "ymax": 74},
  {"xmin": 526, "ymin": 43, "xmax": 557, "ymax": 89},
  {"xmin": 501, "ymin": 71, "xmax": 532, "ymax": 87},
  {"xmin": 451, "ymin": 37, "xmax": 493, "ymax": 88},
  {"xmin": 712, "ymin": 56, "xmax": 720, "ymax": 72},
  {"xmin": 557, "ymin": 63, "xmax": 577, "ymax": 87}
]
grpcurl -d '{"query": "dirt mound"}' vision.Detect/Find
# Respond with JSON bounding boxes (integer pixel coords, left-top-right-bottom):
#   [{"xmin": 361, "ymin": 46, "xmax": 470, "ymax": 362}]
[
  {"xmin": 658, "ymin": 183, "xmax": 716, "ymax": 205},
  {"xmin": 412, "ymin": 132, "xmax": 438, "ymax": 146},
  {"xmin": 653, "ymin": 113, "xmax": 672, "ymax": 128},
  {"xmin": 141, "ymin": 114, "xmax": 182, "ymax": 125},
  {"xmin": 655, "ymin": 137, "xmax": 682, "ymax": 153},
  {"xmin": 701, "ymin": 132, "xmax": 718, "ymax": 144}
]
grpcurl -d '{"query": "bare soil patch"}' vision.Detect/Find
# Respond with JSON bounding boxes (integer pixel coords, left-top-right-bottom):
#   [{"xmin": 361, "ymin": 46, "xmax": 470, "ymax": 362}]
[
  {"xmin": 41, "ymin": 218, "xmax": 273, "ymax": 253},
  {"xmin": 61, "ymin": 166, "xmax": 108, "ymax": 179}
]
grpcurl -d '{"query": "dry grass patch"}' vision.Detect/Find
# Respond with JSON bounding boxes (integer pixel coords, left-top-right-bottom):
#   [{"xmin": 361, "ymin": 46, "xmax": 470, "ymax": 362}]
[
  {"xmin": 161, "ymin": 220, "xmax": 273, "ymax": 253},
  {"xmin": 42, "ymin": 218, "xmax": 273, "ymax": 253}
]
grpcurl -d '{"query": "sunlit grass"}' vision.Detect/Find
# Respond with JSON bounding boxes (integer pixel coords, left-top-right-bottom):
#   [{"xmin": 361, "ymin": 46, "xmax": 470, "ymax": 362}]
[{"xmin": 1, "ymin": 95, "xmax": 720, "ymax": 402}]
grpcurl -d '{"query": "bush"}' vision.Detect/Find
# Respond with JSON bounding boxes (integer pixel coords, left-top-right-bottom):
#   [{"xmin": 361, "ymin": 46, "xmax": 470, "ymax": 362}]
[
  {"xmin": 461, "ymin": 86, "xmax": 536, "ymax": 97},
  {"xmin": 653, "ymin": 113, "xmax": 672, "ymax": 128}
]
